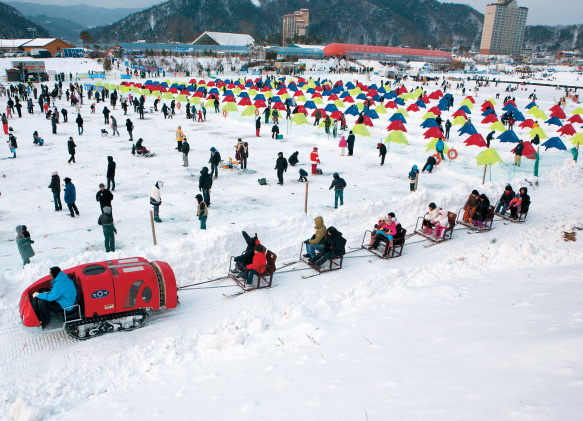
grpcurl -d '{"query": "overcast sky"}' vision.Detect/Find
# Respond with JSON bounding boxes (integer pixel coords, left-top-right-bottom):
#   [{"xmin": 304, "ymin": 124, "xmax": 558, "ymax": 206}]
[
  {"xmin": 12, "ymin": 0, "xmax": 583, "ymax": 25},
  {"xmin": 444, "ymin": 0, "xmax": 582, "ymax": 25}
]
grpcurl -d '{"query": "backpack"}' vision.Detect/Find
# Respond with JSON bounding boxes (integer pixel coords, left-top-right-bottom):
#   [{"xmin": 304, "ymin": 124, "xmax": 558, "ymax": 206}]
[
  {"xmin": 258, "ymin": 178, "xmax": 267, "ymax": 185},
  {"xmin": 339, "ymin": 178, "xmax": 347, "ymax": 189}
]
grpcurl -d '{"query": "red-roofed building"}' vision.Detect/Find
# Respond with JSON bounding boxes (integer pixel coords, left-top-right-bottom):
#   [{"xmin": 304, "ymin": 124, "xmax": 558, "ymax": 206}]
[{"xmin": 323, "ymin": 43, "xmax": 453, "ymax": 65}]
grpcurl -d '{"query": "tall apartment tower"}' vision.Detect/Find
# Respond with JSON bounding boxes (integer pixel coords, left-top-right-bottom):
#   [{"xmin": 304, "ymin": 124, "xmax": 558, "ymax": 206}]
[
  {"xmin": 480, "ymin": 0, "xmax": 528, "ymax": 58},
  {"xmin": 282, "ymin": 8, "xmax": 310, "ymax": 45}
]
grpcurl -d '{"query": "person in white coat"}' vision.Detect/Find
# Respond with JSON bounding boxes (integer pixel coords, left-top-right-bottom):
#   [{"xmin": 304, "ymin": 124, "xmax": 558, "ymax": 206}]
[
  {"xmin": 432, "ymin": 209, "xmax": 450, "ymax": 237},
  {"xmin": 150, "ymin": 181, "xmax": 163, "ymax": 222},
  {"xmin": 422, "ymin": 202, "xmax": 440, "ymax": 234}
]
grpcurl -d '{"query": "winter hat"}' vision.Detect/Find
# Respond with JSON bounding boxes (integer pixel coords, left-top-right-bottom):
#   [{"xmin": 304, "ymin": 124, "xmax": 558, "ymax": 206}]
[
  {"xmin": 99, "ymin": 183, "xmax": 105, "ymax": 187},
  {"xmin": 50, "ymin": 266, "xmax": 61, "ymax": 278},
  {"xmin": 210, "ymin": 147, "xmax": 216, "ymax": 152},
  {"xmin": 379, "ymin": 214, "xmax": 387, "ymax": 221},
  {"xmin": 429, "ymin": 202, "xmax": 436, "ymax": 210},
  {"xmin": 313, "ymin": 147, "xmax": 318, "ymax": 151},
  {"xmin": 377, "ymin": 143, "xmax": 381, "ymax": 147},
  {"xmin": 333, "ymin": 173, "xmax": 339, "ymax": 179},
  {"xmin": 51, "ymin": 171, "xmax": 58, "ymax": 176},
  {"xmin": 472, "ymin": 189, "xmax": 479, "ymax": 195},
  {"xmin": 156, "ymin": 181, "xmax": 164, "ymax": 188},
  {"xmin": 278, "ymin": 152, "xmax": 283, "ymax": 156},
  {"xmin": 505, "ymin": 185, "xmax": 513, "ymax": 191},
  {"xmin": 195, "ymin": 194, "xmax": 203, "ymax": 201},
  {"xmin": 412, "ymin": 165, "xmax": 418, "ymax": 171},
  {"xmin": 64, "ymin": 177, "xmax": 71, "ymax": 183}
]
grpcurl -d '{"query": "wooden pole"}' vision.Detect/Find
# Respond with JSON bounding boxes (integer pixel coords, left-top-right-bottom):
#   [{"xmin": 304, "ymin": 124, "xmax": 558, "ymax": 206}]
[
  {"xmin": 304, "ymin": 181, "xmax": 309, "ymax": 215},
  {"xmin": 482, "ymin": 164, "xmax": 487, "ymax": 185},
  {"xmin": 150, "ymin": 210, "xmax": 157, "ymax": 246},
  {"xmin": 414, "ymin": 172, "xmax": 419, "ymax": 192}
]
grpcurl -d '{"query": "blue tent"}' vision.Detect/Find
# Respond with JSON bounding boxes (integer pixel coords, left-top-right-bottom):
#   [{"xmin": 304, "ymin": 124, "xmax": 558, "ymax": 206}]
[
  {"xmin": 372, "ymin": 95, "xmax": 382, "ymax": 102},
  {"xmin": 545, "ymin": 116, "xmax": 563, "ymax": 127},
  {"xmin": 322, "ymin": 89, "xmax": 332, "ymax": 97},
  {"xmin": 332, "ymin": 86, "xmax": 344, "ymax": 94},
  {"xmin": 160, "ymin": 82, "xmax": 169, "ymax": 87},
  {"xmin": 415, "ymin": 100, "xmax": 427, "ymax": 108},
  {"xmin": 458, "ymin": 123, "xmax": 478, "ymax": 136},
  {"xmin": 481, "ymin": 109, "xmax": 496, "ymax": 117},
  {"xmin": 384, "ymin": 91, "xmax": 397, "ymax": 100},
  {"xmin": 187, "ymin": 86, "xmax": 196, "ymax": 92},
  {"xmin": 438, "ymin": 102, "xmax": 449, "ymax": 111},
  {"xmin": 395, "ymin": 98, "xmax": 405, "ymax": 106},
  {"xmin": 253, "ymin": 94, "xmax": 266, "ymax": 101},
  {"xmin": 245, "ymin": 81, "xmax": 253, "ymax": 87},
  {"xmin": 340, "ymin": 91, "xmax": 350, "ymax": 98},
  {"xmin": 306, "ymin": 88, "xmax": 315, "ymax": 94},
  {"xmin": 370, "ymin": 84, "xmax": 379, "ymax": 90},
  {"xmin": 421, "ymin": 118, "xmax": 439, "ymax": 128},
  {"xmin": 238, "ymin": 92, "xmax": 249, "ymax": 98},
  {"xmin": 389, "ymin": 113, "xmax": 407, "ymax": 124},
  {"xmin": 525, "ymin": 101, "xmax": 537, "ymax": 110},
  {"xmin": 324, "ymin": 104, "xmax": 339, "ymax": 113},
  {"xmin": 458, "ymin": 105, "xmax": 472, "ymax": 115},
  {"xmin": 271, "ymin": 96, "xmax": 282, "ymax": 103},
  {"xmin": 364, "ymin": 110, "xmax": 379, "ymax": 119},
  {"xmin": 223, "ymin": 90, "xmax": 234, "ymax": 96},
  {"xmin": 345, "ymin": 106, "xmax": 359, "ymax": 116},
  {"xmin": 513, "ymin": 110, "xmax": 525, "ymax": 121},
  {"xmin": 345, "ymin": 82, "xmax": 355, "ymax": 89},
  {"xmin": 356, "ymin": 93, "xmax": 367, "ymax": 100},
  {"xmin": 304, "ymin": 101, "xmax": 317, "ymax": 109},
  {"xmin": 542, "ymin": 137, "xmax": 567, "ymax": 151},
  {"xmin": 498, "ymin": 130, "xmax": 520, "ymax": 143},
  {"xmin": 378, "ymin": 87, "xmax": 387, "ymax": 94},
  {"xmin": 208, "ymin": 88, "xmax": 219, "ymax": 95},
  {"xmin": 502, "ymin": 103, "xmax": 517, "ymax": 112}
]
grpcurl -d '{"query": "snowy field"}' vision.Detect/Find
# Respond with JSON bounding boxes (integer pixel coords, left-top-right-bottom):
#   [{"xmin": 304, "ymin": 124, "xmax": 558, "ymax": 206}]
[{"xmin": 1, "ymin": 59, "xmax": 583, "ymax": 420}]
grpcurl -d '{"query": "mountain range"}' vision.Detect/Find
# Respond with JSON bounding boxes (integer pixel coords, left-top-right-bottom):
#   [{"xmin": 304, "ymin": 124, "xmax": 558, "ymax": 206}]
[{"xmin": 0, "ymin": 1, "xmax": 49, "ymax": 38}]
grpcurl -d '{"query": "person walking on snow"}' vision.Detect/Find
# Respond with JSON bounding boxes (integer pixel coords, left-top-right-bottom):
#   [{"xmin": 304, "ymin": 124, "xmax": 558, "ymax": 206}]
[
  {"xmin": 111, "ymin": 116, "xmax": 119, "ymax": 136},
  {"xmin": 377, "ymin": 143, "xmax": 387, "ymax": 165},
  {"xmin": 208, "ymin": 147, "xmax": 221, "ymax": 178},
  {"xmin": 16, "ymin": 225, "xmax": 35, "ymax": 266},
  {"xmin": 150, "ymin": 181, "xmax": 163, "ymax": 222},
  {"xmin": 339, "ymin": 136, "xmax": 347, "ymax": 156},
  {"xmin": 346, "ymin": 131, "xmax": 355, "ymax": 156},
  {"xmin": 76, "ymin": 113, "xmax": 83, "ymax": 135},
  {"xmin": 64, "ymin": 177, "xmax": 79, "ymax": 217},
  {"xmin": 310, "ymin": 147, "xmax": 321, "ymax": 175},
  {"xmin": 48, "ymin": 171, "xmax": 63, "ymax": 211},
  {"xmin": 182, "ymin": 138, "xmax": 190, "ymax": 167},
  {"xmin": 196, "ymin": 194, "xmax": 208, "ymax": 230},
  {"xmin": 67, "ymin": 136, "xmax": 76, "ymax": 164},
  {"xmin": 275, "ymin": 152, "xmax": 288, "ymax": 185},
  {"xmin": 256, "ymin": 116, "xmax": 261, "ymax": 137},
  {"xmin": 107, "ymin": 156, "xmax": 116, "ymax": 190},
  {"xmin": 329, "ymin": 173, "xmax": 346, "ymax": 209},
  {"xmin": 176, "ymin": 126, "xmax": 185, "ymax": 151},
  {"xmin": 96, "ymin": 183, "xmax": 113, "ymax": 213},
  {"xmin": 126, "ymin": 118, "xmax": 134, "ymax": 141},
  {"xmin": 97, "ymin": 206, "xmax": 117, "ymax": 252},
  {"xmin": 199, "ymin": 167, "xmax": 213, "ymax": 206}
]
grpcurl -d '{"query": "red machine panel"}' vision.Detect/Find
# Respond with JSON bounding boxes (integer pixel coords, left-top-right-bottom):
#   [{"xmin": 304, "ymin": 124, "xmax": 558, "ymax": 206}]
[
  {"xmin": 111, "ymin": 263, "xmax": 161, "ymax": 312},
  {"xmin": 153, "ymin": 261, "xmax": 178, "ymax": 309}
]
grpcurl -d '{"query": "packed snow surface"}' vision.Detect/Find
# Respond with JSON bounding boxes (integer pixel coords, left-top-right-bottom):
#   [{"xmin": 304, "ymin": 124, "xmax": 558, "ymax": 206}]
[{"xmin": 1, "ymin": 58, "xmax": 583, "ymax": 420}]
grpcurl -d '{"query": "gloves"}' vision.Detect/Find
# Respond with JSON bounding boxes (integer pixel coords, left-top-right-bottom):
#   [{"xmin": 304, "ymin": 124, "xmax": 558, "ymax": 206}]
[{"xmin": 32, "ymin": 292, "xmax": 39, "ymax": 298}]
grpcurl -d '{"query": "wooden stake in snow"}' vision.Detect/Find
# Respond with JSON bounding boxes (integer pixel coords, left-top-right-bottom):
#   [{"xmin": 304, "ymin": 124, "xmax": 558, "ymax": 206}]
[
  {"xmin": 150, "ymin": 210, "xmax": 157, "ymax": 246},
  {"xmin": 304, "ymin": 182, "xmax": 309, "ymax": 215},
  {"xmin": 482, "ymin": 164, "xmax": 487, "ymax": 185}
]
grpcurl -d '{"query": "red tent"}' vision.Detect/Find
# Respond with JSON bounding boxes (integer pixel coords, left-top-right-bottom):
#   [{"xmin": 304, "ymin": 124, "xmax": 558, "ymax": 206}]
[
  {"xmin": 273, "ymin": 102, "xmax": 286, "ymax": 111},
  {"xmin": 362, "ymin": 116, "xmax": 374, "ymax": 127},
  {"xmin": 312, "ymin": 92, "xmax": 322, "ymax": 98},
  {"xmin": 180, "ymin": 89, "xmax": 190, "ymax": 96},
  {"xmin": 343, "ymin": 96, "xmax": 355, "ymax": 103},
  {"xmin": 503, "ymin": 100, "xmax": 516, "ymax": 107},
  {"xmin": 424, "ymin": 127, "xmax": 444, "ymax": 139},
  {"xmin": 452, "ymin": 110, "xmax": 468, "ymax": 119},
  {"xmin": 428, "ymin": 92, "xmax": 440, "ymax": 100},
  {"xmin": 511, "ymin": 141, "xmax": 536, "ymax": 159},
  {"xmin": 238, "ymin": 97, "xmax": 252, "ymax": 106},
  {"xmin": 277, "ymin": 89, "xmax": 287, "ymax": 95},
  {"xmin": 433, "ymin": 90, "xmax": 443, "ymax": 98},
  {"xmin": 464, "ymin": 134, "xmax": 487, "ymax": 148},
  {"xmin": 557, "ymin": 124, "xmax": 577, "ymax": 136},
  {"xmin": 568, "ymin": 114, "xmax": 583, "ymax": 124},
  {"xmin": 331, "ymin": 111, "xmax": 344, "ymax": 120},
  {"xmin": 464, "ymin": 96, "xmax": 475, "ymax": 104},
  {"xmin": 421, "ymin": 95, "xmax": 430, "ymax": 104},
  {"xmin": 295, "ymin": 105, "xmax": 308, "ymax": 115},
  {"xmin": 358, "ymin": 84, "xmax": 369, "ymax": 92},
  {"xmin": 385, "ymin": 101, "xmax": 398, "ymax": 109},
  {"xmin": 168, "ymin": 88, "xmax": 178, "ymax": 94},
  {"xmin": 314, "ymin": 86, "xmax": 324, "ymax": 92},
  {"xmin": 519, "ymin": 119, "xmax": 535, "ymax": 129},
  {"xmin": 428, "ymin": 106, "xmax": 441, "ymax": 115},
  {"xmin": 482, "ymin": 114, "xmax": 498, "ymax": 124},
  {"xmin": 550, "ymin": 109, "xmax": 566, "ymax": 120},
  {"xmin": 261, "ymin": 86, "xmax": 272, "ymax": 92},
  {"xmin": 311, "ymin": 109, "xmax": 327, "ymax": 118},
  {"xmin": 406, "ymin": 104, "xmax": 420, "ymax": 112},
  {"xmin": 481, "ymin": 100, "xmax": 494, "ymax": 110},
  {"xmin": 366, "ymin": 89, "xmax": 378, "ymax": 97},
  {"xmin": 293, "ymin": 91, "xmax": 304, "ymax": 97},
  {"xmin": 387, "ymin": 121, "xmax": 407, "ymax": 132},
  {"xmin": 549, "ymin": 104, "xmax": 563, "ymax": 113},
  {"xmin": 398, "ymin": 86, "xmax": 408, "ymax": 94},
  {"xmin": 222, "ymin": 95, "xmax": 236, "ymax": 103},
  {"xmin": 207, "ymin": 81, "xmax": 216, "ymax": 87},
  {"xmin": 328, "ymin": 94, "xmax": 339, "ymax": 101},
  {"xmin": 254, "ymin": 100, "xmax": 267, "ymax": 108},
  {"xmin": 193, "ymin": 91, "xmax": 205, "ymax": 98}
]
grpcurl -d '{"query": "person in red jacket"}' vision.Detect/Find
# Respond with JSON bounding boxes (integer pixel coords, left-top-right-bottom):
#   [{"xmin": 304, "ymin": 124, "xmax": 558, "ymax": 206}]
[
  {"xmin": 239, "ymin": 244, "xmax": 266, "ymax": 286},
  {"xmin": 310, "ymin": 147, "xmax": 321, "ymax": 175}
]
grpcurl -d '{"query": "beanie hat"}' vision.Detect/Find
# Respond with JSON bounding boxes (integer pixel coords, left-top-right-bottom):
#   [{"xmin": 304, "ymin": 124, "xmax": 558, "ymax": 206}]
[
  {"xmin": 50, "ymin": 266, "xmax": 61, "ymax": 278},
  {"xmin": 51, "ymin": 171, "xmax": 58, "ymax": 176}
]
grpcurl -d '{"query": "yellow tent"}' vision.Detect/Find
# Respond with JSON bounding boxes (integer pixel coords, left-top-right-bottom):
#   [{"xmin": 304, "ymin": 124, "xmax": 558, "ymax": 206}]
[
  {"xmin": 460, "ymin": 99, "xmax": 474, "ymax": 109},
  {"xmin": 189, "ymin": 96, "xmax": 201, "ymax": 105},
  {"xmin": 291, "ymin": 113, "xmax": 309, "ymax": 125},
  {"xmin": 222, "ymin": 102, "xmax": 238, "ymax": 112},
  {"xmin": 395, "ymin": 108, "xmax": 410, "ymax": 117},
  {"xmin": 488, "ymin": 121, "xmax": 506, "ymax": 132},
  {"xmin": 241, "ymin": 105, "xmax": 257, "ymax": 116},
  {"xmin": 384, "ymin": 130, "xmax": 408, "ymax": 145},
  {"xmin": 452, "ymin": 116, "xmax": 467, "ymax": 126},
  {"xmin": 528, "ymin": 127, "xmax": 548, "ymax": 140},
  {"xmin": 334, "ymin": 100, "xmax": 346, "ymax": 108},
  {"xmin": 571, "ymin": 107, "xmax": 583, "ymax": 115},
  {"xmin": 374, "ymin": 104, "xmax": 387, "ymax": 114},
  {"xmin": 422, "ymin": 112, "xmax": 436, "ymax": 120},
  {"xmin": 570, "ymin": 133, "xmax": 583, "ymax": 145},
  {"xmin": 352, "ymin": 124, "xmax": 371, "ymax": 137},
  {"xmin": 425, "ymin": 138, "xmax": 449, "ymax": 153}
]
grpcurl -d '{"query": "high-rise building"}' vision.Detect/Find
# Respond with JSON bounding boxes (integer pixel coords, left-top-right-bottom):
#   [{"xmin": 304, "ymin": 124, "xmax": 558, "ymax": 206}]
[
  {"xmin": 480, "ymin": 0, "xmax": 528, "ymax": 59},
  {"xmin": 282, "ymin": 9, "xmax": 310, "ymax": 45}
]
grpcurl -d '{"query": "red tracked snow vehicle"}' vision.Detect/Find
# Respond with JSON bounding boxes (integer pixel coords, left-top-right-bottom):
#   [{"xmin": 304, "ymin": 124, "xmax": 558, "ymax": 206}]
[{"xmin": 19, "ymin": 257, "xmax": 178, "ymax": 340}]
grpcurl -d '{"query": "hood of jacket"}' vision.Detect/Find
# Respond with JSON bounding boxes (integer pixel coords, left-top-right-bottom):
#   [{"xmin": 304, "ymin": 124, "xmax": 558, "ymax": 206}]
[
  {"xmin": 16, "ymin": 225, "xmax": 26, "ymax": 239},
  {"xmin": 314, "ymin": 216, "xmax": 324, "ymax": 229},
  {"xmin": 64, "ymin": 177, "xmax": 71, "ymax": 184},
  {"xmin": 201, "ymin": 167, "xmax": 209, "ymax": 175},
  {"xmin": 155, "ymin": 181, "xmax": 163, "ymax": 189},
  {"xmin": 107, "ymin": 156, "xmax": 113, "ymax": 162}
]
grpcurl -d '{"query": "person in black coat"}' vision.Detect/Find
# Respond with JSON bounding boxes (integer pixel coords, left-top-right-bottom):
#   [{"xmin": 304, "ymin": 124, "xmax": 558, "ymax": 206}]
[
  {"xmin": 486, "ymin": 130, "xmax": 495, "ymax": 148},
  {"xmin": 275, "ymin": 152, "xmax": 288, "ymax": 185},
  {"xmin": 51, "ymin": 112, "xmax": 58, "ymax": 134},
  {"xmin": 182, "ymin": 138, "xmax": 190, "ymax": 167},
  {"xmin": 96, "ymin": 183, "xmax": 114, "ymax": 212},
  {"xmin": 48, "ymin": 171, "xmax": 62, "ymax": 211},
  {"xmin": 346, "ymin": 131, "xmax": 356, "ymax": 156},
  {"xmin": 271, "ymin": 124, "xmax": 279, "ymax": 139},
  {"xmin": 377, "ymin": 143, "xmax": 387, "ymax": 165},
  {"xmin": 61, "ymin": 108, "xmax": 68, "ymax": 122},
  {"xmin": 256, "ymin": 116, "xmax": 261, "ymax": 136},
  {"xmin": 76, "ymin": 113, "xmax": 83, "ymax": 135},
  {"xmin": 67, "ymin": 136, "xmax": 76, "ymax": 164},
  {"xmin": 422, "ymin": 155, "xmax": 437, "ymax": 173},
  {"xmin": 107, "ymin": 156, "xmax": 116, "ymax": 191},
  {"xmin": 208, "ymin": 147, "xmax": 221, "ymax": 178},
  {"xmin": 126, "ymin": 119, "xmax": 134, "ymax": 141},
  {"xmin": 288, "ymin": 151, "xmax": 299, "ymax": 166},
  {"xmin": 471, "ymin": 194, "xmax": 491, "ymax": 227},
  {"xmin": 103, "ymin": 106, "xmax": 110, "ymax": 124},
  {"xmin": 311, "ymin": 226, "xmax": 346, "ymax": 267},
  {"xmin": 514, "ymin": 140, "xmax": 524, "ymax": 166},
  {"xmin": 232, "ymin": 231, "xmax": 260, "ymax": 273},
  {"xmin": 199, "ymin": 166, "xmax": 213, "ymax": 206}
]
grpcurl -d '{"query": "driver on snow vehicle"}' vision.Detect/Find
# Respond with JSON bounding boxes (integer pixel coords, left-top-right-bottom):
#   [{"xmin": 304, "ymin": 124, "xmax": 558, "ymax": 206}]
[{"xmin": 32, "ymin": 267, "xmax": 77, "ymax": 329}]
